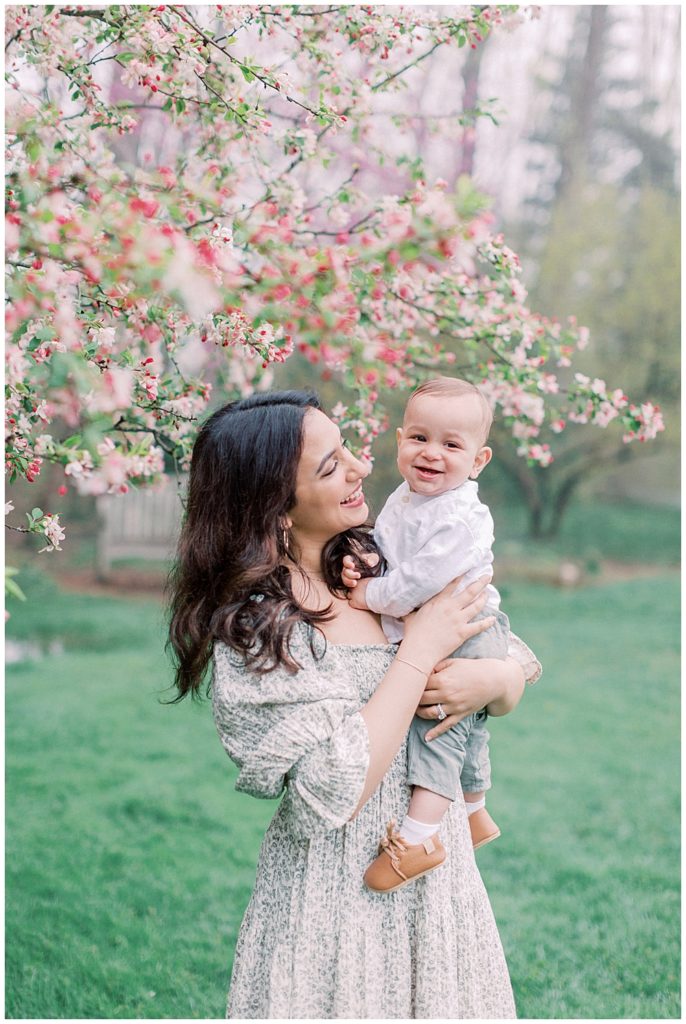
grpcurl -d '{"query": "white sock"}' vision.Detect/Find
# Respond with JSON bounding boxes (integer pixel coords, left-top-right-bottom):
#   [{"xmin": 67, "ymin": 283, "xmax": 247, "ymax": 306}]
[
  {"xmin": 465, "ymin": 797, "xmax": 486, "ymax": 817},
  {"xmin": 398, "ymin": 814, "xmax": 440, "ymax": 845}
]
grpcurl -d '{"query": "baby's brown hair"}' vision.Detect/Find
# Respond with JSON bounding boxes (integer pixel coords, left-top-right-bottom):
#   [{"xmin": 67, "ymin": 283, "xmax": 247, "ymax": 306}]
[{"xmin": 406, "ymin": 376, "xmax": 493, "ymax": 444}]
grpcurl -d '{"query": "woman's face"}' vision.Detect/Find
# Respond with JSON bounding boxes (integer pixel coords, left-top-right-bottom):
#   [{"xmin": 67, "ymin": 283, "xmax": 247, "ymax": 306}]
[{"xmin": 288, "ymin": 408, "xmax": 371, "ymax": 546}]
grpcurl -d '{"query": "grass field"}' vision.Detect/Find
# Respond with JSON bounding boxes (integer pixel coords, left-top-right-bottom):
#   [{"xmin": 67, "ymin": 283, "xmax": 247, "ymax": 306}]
[{"xmin": 5, "ymin": 567, "xmax": 680, "ymax": 1019}]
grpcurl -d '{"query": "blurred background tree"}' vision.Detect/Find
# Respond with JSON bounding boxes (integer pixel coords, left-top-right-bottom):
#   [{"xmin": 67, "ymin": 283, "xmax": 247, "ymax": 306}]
[
  {"xmin": 493, "ymin": 4, "xmax": 680, "ymax": 536},
  {"xmin": 6, "ymin": 4, "xmax": 679, "ymax": 572}
]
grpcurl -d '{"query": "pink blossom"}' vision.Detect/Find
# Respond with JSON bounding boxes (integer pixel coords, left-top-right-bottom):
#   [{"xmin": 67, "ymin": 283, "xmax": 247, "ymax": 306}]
[
  {"xmin": 37, "ymin": 514, "xmax": 65, "ymax": 553},
  {"xmin": 64, "ymin": 453, "xmax": 94, "ymax": 478},
  {"xmin": 140, "ymin": 373, "xmax": 159, "ymax": 402},
  {"xmin": 592, "ymin": 401, "xmax": 619, "ymax": 428}
]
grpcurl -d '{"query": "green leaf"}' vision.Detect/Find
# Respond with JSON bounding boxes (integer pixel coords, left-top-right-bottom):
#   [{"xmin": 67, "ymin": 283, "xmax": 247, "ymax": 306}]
[
  {"xmin": 240, "ymin": 66, "xmax": 255, "ymax": 83},
  {"xmin": 5, "ymin": 576, "xmax": 27, "ymax": 602},
  {"xmin": 117, "ymin": 52, "xmax": 138, "ymax": 63}
]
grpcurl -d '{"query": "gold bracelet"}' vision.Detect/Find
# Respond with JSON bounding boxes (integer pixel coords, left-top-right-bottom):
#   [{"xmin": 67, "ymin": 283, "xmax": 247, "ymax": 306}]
[{"xmin": 395, "ymin": 655, "xmax": 430, "ymax": 678}]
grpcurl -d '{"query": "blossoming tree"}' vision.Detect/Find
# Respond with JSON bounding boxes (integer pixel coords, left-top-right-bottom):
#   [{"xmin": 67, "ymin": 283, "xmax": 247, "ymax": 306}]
[{"xmin": 5, "ymin": 4, "xmax": 664, "ymax": 556}]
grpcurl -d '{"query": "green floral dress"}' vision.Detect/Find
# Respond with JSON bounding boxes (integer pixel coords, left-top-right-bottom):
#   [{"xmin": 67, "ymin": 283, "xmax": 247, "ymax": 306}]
[{"xmin": 212, "ymin": 625, "xmax": 540, "ymax": 1019}]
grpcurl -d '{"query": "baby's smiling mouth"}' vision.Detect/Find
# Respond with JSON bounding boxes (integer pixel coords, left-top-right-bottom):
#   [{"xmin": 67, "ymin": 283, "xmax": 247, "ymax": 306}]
[{"xmin": 414, "ymin": 465, "xmax": 442, "ymax": 476}]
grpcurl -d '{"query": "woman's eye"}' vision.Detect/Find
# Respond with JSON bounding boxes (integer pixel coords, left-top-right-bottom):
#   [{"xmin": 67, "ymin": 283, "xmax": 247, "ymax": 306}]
[
  {"xmin": 323, "ymin": 461, "xmax": 338, "ymax": 477},
  {"xmin": 341, "ymin": 438, "xmax": 351, "ymax": 450}
]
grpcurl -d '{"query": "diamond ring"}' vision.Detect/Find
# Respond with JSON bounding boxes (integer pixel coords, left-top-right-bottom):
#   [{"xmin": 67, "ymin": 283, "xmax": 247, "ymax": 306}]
[{"xmin": 436, "ymin": 703, "xmax": 447, "ymax": 721}]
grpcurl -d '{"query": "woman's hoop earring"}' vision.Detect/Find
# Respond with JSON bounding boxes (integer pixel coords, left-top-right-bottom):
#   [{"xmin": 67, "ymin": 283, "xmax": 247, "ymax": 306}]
[{"xmin": 282, "ymin": 527, "xmax": 290, "ymax": 554}]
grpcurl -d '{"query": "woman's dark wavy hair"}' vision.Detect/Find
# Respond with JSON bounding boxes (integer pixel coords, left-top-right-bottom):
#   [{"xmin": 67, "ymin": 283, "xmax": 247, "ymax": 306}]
[{"xmin": 166, "ymin": 390, "xmax": 381, "ymax": 699}]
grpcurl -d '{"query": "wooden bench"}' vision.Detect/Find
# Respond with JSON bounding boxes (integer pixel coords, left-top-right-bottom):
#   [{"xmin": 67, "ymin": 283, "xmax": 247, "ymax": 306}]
[{"xmin": 95, "ymin": 477, "xmax": 186, "ymax": 580}]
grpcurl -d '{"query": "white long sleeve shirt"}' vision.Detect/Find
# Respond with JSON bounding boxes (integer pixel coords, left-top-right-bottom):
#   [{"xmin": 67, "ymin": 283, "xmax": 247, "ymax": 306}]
[{"xmin": 365, "ymin": 479, "xmax": 500, "ymax": 643}]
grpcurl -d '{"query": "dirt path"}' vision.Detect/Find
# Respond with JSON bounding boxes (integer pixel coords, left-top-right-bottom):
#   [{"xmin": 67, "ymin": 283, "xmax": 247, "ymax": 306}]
[{"xmin": 49, "ymin": 559, "xmax": 678, "ymax": 600}]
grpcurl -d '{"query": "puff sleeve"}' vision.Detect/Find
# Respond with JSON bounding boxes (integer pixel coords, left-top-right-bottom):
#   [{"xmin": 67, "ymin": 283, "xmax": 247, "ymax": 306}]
[
  {"xmin": 507, "ymin": 631, "xmax": 542, "ymax": 684},
  {"xmin": 211, "ymin": 625, "xmax": 370, "ymax": 840}
]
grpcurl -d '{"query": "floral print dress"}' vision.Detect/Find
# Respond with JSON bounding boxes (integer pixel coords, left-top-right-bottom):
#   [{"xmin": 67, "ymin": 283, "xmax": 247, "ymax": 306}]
[{"xmin": 212, "ymin": 625, "xmax": 540, "ymax": 1020}]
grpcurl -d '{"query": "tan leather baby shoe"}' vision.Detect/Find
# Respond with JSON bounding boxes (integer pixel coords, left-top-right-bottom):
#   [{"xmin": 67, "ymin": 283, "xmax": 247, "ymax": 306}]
[
  {"xmin": 468, "ymin": 807, "xmax": 501, "ymax": 849},
  {"xmin": 364, "ymin": 821, "xmax": 447, "ymax": 893}
]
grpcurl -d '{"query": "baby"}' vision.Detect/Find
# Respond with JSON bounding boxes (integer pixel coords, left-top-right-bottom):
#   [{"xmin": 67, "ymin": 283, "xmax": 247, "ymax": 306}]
[{"xmin": 343, "ymin": 376, "xmax": 510, "ymax": 893}]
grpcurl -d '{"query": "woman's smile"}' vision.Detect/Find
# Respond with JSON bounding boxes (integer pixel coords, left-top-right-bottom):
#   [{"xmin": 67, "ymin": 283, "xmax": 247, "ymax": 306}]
[{"xmin": 341, "ymin": 483, "xmax": 365, "ymax": 507}]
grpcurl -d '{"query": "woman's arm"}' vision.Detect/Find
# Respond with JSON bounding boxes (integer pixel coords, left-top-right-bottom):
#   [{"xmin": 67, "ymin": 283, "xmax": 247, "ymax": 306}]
[
  {"xmin": 415, "ymin": 655, "xmax": 527, "ymax": 741},
  {"xmin": 354, "ymin": 577, "xmax": 492, "ymax": 811}
]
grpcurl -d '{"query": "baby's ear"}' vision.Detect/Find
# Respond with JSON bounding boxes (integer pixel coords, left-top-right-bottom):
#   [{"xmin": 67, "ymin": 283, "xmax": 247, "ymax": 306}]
[
  {"xmin": 470, "ymin": 445, "xmax": 492, "ymax": 479},
  {"xmin": 396, "ymin": 426, "xmax": 403, "ymax": 447}
]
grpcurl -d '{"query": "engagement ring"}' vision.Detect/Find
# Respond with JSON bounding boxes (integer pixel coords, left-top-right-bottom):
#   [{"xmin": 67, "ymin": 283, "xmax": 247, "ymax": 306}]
[{"xmin": 436, "ymin": 703, "xmax": 447, "ymax": 721}]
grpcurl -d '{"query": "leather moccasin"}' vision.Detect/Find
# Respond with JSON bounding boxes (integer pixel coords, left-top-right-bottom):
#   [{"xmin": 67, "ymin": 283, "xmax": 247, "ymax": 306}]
[
  {"xmin": 364, "ymin": 821, "xmax": 446, "ymax": 893},
  {"xmin": 468, "ymin": 807, "xmax": 501, "ymax": 850}
]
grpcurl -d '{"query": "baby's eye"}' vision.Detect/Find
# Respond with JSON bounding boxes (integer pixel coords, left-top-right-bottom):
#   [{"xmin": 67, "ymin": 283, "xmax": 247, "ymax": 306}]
[
  {"xmin": 445, "ymin": 442, "xmax": 461, "ymax": 450},
  {"xmin": 411, "ymin": 434, "xmax": 426, "ymax": 442}
]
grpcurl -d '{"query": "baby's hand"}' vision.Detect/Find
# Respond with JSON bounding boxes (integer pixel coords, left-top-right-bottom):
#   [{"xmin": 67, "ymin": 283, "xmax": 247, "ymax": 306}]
[
  {"xmin": 342, "ymin": 554, "xmax": 361, "ymax": 590},
  {"xmin": 348, "ymin": 577, "xmax": 371, "ymax": 610},
  {"xmin": 342, "ymin": 550, "xmax": 380, "ymax": 591}
]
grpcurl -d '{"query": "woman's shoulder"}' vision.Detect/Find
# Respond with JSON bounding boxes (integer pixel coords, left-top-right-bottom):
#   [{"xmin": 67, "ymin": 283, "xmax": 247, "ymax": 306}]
[
  {"xmin": 214, "ymin": 618, "xmax": 321, "ymax": 669},
  {"xmin": 212, "ymin": 620, "xmax": 335, "ymax": 700}
]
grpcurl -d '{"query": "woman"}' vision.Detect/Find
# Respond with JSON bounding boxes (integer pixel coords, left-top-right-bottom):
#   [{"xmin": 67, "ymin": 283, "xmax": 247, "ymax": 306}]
[{"xmin": 168, "ymin": 390, "xmax": 540, "ymax": 1019}]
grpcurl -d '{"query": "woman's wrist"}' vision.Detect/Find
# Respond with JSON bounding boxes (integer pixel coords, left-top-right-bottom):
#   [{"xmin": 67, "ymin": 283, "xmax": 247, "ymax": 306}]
[{"xmin": 396, "ymin": 641, "xmax": 434, "ymax": 678}]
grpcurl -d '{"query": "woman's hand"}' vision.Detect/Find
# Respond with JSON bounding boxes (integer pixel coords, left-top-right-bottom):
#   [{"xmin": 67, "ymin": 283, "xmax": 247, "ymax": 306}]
[
  {"xmin": 416, "ymin": 656, "xmax": 526, "ymax": 740},
  {"xmin": 401, "ymin": 576, "xmax": 493, "ymax": 671}
]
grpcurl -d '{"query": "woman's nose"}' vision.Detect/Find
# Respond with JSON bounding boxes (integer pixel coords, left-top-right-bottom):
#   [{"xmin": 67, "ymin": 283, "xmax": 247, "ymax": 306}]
[{"xmin": 348, "ymin": 452, "xmax": 371, "ymax": 478}]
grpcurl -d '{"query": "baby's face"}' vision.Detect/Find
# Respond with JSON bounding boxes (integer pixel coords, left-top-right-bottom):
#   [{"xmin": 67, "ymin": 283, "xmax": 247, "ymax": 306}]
[{"xmin": 396, "ymin": 392, "xmax": 492, "ymax": 496}]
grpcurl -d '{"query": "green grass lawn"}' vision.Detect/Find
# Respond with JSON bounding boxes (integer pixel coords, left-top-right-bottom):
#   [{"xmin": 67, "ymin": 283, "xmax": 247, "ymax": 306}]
[{"xmin": 5, "ymin": 571, "xmax": 680, "ymax": 1019}]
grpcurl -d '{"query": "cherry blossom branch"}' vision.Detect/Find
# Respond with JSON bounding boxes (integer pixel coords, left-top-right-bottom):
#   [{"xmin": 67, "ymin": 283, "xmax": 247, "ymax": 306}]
[
  {"xmin": 302, "ymin": 166, "xmax": 361, "ymax": 214},
  {"xmin": 170, "ymin": 6, "xmax": 329, "ymax": 120},
  {"xmin": 371, "ymin": 38, "xmax": 448, "ymax": 92},
  {"xmin": 58, "ymin": 8, "xmax": 109, "ymax": 20},
  {"xmin": 260, "ymin": 6, "xmax": 348, "ymax": 17},
  {"xmin": 111, "ymin": 420, "xmax": 181, "ymax": 458}
]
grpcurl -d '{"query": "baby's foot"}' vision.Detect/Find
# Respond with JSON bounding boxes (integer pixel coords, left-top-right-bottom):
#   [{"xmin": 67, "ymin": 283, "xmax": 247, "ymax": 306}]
[
  {"xmin": 468, "ymin": 807, "xmax": 501, "ymax": 849},
  {"xmin": 364, "ymin": 820, "xmax": 446, "ymax": 893}
]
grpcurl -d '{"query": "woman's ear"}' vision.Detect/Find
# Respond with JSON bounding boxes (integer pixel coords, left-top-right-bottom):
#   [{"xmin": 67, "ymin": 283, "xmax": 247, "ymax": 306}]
[{"xmin": 469, "ymin": 446, "xmax": 492, "ymax": 479}]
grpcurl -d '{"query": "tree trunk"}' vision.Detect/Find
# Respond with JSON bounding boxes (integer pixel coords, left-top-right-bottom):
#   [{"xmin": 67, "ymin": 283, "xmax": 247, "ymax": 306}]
[
  {"xmin": 457, "ymin": 44, "xmax": 485, "ymax": 179},
  {"xmin": 557, "ymin": 5, "xmax": 609, "ymax": 201}
]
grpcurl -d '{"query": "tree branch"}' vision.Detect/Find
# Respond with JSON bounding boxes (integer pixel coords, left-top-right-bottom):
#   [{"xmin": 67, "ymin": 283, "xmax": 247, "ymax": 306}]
[
  {"xmin": 58, "ymin": 8, "xmax": 109, "ymax": 21},
  {"xmin": 372, "ymin": 38, "xmax": 445, "ymax": 93},
  {"xmin": 170, "ymin": 6, "xmax": 327, "ymax": 120}
]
